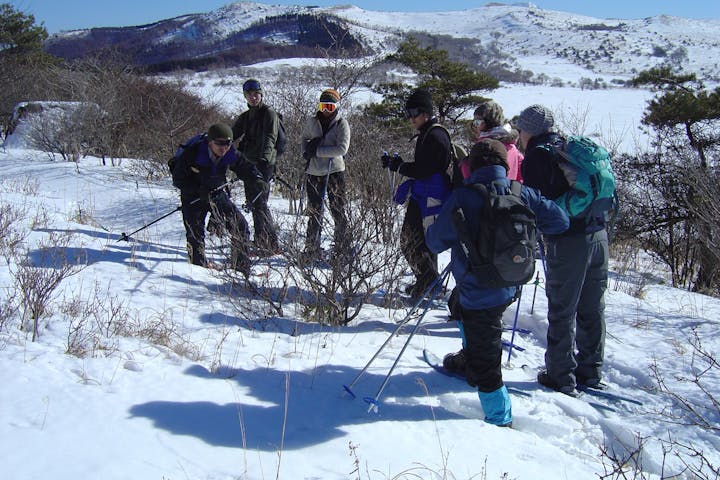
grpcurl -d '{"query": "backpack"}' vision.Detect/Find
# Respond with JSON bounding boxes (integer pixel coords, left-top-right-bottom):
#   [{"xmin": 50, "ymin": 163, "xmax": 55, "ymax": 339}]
[
  {"xmin": 452, "ymin": 180, "xmax": 537, "ymax": 288},
  {"xmin": 544, "ymin": 135, "xmax": 616, "ymax": 223},
  {"xmin": 275, "ymin": 112, "xmax": 287, "ymax": 157},
  {"xmin": 168, "ymin": 133, "xmax": 206, "ymax": 174},
  {"xmin": 424, "ymin": 123, "xmax": 468, "ymax": 186}
]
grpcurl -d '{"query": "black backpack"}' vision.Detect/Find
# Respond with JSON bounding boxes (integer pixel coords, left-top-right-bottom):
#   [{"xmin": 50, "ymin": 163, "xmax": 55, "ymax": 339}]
[
  {"xmin": 452, "ymin": 180, "xmax": 537, "ymax": 288},
  {"xmin": 168, "ymin": 133, "xmax": 206, "ymax": 174}
]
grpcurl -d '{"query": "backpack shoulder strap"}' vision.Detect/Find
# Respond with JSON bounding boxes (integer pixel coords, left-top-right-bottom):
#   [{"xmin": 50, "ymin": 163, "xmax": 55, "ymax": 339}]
[
  {"xmin": 421, "ymin": 122, "xmax": 451, "ymax": 144},
  {"xmin": 468, "ymin": 182, "xmax": 489, "ymax": 198}
]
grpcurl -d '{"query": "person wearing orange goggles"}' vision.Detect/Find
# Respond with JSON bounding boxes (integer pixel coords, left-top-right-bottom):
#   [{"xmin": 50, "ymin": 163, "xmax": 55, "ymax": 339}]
[{"xmin": 300, "ymin": 88, "xmax": 351, "ymax": 264}]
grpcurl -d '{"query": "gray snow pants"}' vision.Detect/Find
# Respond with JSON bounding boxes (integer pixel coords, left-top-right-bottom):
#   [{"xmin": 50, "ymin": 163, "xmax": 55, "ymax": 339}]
[{"xmin": 543, "ymin": 229, "xmax": 608, "ymax": 389}]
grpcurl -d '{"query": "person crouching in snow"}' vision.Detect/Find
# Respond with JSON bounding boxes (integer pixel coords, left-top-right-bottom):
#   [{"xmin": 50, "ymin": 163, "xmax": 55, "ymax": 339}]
[
  {"xmin": 171, "ymin": 123, "xmax": 267, "ymax": 275},
  {"xmin": 425, "ymin": 139, "xmax": 568, "ymax": 427}
]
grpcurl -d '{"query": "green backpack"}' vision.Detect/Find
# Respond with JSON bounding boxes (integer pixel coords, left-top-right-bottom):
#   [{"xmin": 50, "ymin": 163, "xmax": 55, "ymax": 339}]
[{"xmin": 543, "ymin": 135, "xmax": 616, "ymax": 221}]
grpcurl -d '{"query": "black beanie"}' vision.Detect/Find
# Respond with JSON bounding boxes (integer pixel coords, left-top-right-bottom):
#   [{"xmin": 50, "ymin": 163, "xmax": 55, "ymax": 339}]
[{"xmin": 405, "ymin": 88, "xmax": 433, "ymax": 115}]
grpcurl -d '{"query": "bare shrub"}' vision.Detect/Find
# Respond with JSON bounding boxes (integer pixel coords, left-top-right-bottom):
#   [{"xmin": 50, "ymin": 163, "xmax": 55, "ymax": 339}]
[
  {"xmin": 0, "ymin": 286, "xmax": 18, "ymax": 333},
  {"xmin": 0, "ymin": 201, "xmax": 29, "ymax": 263},
  {"xmin": 62, "ymin": 283, "xmax": 131, "ymax": 357},
  {"xmin": 11, "ymin": 232, "xmax": 87, "ymax": 341},
  {"xmin": 286, "ymin": 203, "xmax": 406, "ymax": 325},
  {"xmin": 23, "ymin": 101, "xmax": 105, "ymax": 162},
  {"xmin": 0, "ymin": 177, "xmax": 40, "ymax": 196},
  {"xmin": 45, "ymin": 56, "xmax": 226, "ymax": 171},
  {"xmin": 0, "ymin": 56, "xmax": 62, "ymax": 137},
  {"xmin": 598, "ymin": 433, "xmax": 653, "ymax": 480},
  {"xmin": 650, "ymin": 328, "xmax": 719, "ymax": 433},
  {"xmin": 594, "ymin": 327, "xmax": 720, "ymax": 479},
  {"xmin": 600, "ymin": 430, "xmax": 719, "ymax": 480},
  {"xmin": 609, "ymin": 239, "xmax": 648, "ymax": 298},
  {"xmin": 554, "ymin": 102, "xmax": 591, "ymax": 136},
  {"xmin": 217, "ymin": 253, "xmax": 294, "ymax": 321},
  {"xmin": 126, "ymin": 313, "xmax": 200, "ymax": 360}
]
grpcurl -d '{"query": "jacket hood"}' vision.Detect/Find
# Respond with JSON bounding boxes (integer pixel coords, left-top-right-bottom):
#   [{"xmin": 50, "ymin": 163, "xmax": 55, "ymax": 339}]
[{"xmin": 466, "ymin": 165, "xmax": 510, "ymax": 187}]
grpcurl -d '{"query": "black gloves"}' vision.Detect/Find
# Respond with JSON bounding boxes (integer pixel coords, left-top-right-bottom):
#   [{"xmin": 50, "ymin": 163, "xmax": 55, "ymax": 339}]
[
  {"xmin": 303, "ymin": 137, "xmax": 322, "ymax": 160},
  {"xmin": 381, "ymin": 152, "xmax": 403, "ymax": 172},
  {"xmin": 197, "ymin": 185, "xmax": 212, "ymax": 202},
  {"xmin": 256, "ymin": 178, "xmax": 270, "ymax": 194}
]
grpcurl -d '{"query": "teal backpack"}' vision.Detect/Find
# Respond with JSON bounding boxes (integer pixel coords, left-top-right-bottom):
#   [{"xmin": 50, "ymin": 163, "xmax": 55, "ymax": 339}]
[{"xmin": 543, "ymin": 135, "xmax": 616, "ymax": 224}]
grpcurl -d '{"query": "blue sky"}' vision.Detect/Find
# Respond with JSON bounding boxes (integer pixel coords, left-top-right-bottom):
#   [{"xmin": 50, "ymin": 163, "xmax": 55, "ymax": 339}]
[{"xmin": 13, "ymin": 0, "xmax": 720, "ymax": 34}]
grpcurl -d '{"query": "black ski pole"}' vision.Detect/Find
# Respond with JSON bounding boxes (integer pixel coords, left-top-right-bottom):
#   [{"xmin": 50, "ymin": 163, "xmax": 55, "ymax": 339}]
[
  {"xmin": 242, "ymin": 189, "xmax": 264, "ymax": 213},
  {"xmin": 343, "ymin": 264, "xmax": 452, "ymax": 399},
  {"xmin": 530, "ymin": 272, "xmax": 541, "ymax": 315},
  {"xmin": 118, "ymin": 179, "xmax": 237, "ymax": 242}
]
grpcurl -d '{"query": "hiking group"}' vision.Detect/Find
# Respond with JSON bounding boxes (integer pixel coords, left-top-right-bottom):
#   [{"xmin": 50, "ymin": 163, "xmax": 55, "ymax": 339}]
[{"xmin": 170, "ymin": 78, "xmax": 616, "ymax": 429}]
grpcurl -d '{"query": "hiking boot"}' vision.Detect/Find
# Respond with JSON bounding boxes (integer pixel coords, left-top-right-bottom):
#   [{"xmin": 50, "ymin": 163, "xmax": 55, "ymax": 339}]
[
  {"xmin": 442, "ymin": 349, "xmax": 467, "ymax": 376},
  {"xmin": 577, "ymin": 374, "xmax": 608, "ymax": 390},
  {"xmin": 537, "ymin": 371, "xmax": 579, "ymax": 397}
]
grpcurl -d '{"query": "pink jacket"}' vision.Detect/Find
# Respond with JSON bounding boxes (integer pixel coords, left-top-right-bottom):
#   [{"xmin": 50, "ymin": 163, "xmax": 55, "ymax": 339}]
[{"xmin": 461, "ymin": 126, "xmax": 524, "ymax": 182}]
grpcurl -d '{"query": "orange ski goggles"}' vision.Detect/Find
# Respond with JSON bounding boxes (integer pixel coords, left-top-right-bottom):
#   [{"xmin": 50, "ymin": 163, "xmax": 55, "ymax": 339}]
[{"xmin": 318, "ymin": 102, "xmax": 337, "ymax": 113}]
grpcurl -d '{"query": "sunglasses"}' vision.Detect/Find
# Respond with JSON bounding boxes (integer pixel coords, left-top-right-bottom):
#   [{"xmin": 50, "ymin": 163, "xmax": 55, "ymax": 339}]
[
  {"xmin": 404, "ymin": 107, "xmax": 423, "ymax": 119},
  {"xmin": 212, "ymin": 139, "xmax": 232, "ymax": 147},
  {"xmin": 318, "ymin": 102, "xmax": 337, "ymax": 113}
]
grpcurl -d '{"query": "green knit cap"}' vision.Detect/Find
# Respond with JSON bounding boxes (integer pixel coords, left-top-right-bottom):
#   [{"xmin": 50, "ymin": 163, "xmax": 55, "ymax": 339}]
[{"xmin": 207, "ymin": 123, "xmax": 233, "ymax": 141}]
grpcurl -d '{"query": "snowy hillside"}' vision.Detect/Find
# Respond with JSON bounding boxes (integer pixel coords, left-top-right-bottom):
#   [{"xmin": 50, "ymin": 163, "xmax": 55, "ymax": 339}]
[{"xmin": 45, "ymin": 2, "xmax": 720, "ymax": 81}]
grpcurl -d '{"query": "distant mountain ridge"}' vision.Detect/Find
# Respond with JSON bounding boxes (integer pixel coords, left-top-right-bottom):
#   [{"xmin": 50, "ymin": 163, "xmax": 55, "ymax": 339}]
[{"xmin": 43, "ymin": 1, "xmax": 720, "ymax": 81}]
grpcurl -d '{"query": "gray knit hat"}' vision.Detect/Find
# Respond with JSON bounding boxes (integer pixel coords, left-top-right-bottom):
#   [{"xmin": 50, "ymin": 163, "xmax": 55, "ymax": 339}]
[{"xmin": 517, "ymin": 104, "xmax": 555, "ymax": 137}]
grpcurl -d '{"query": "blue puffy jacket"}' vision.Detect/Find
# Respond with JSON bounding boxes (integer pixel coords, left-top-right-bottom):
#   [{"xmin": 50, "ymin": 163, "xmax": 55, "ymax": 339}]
[{"xmin": 426, "ymin": 165, "xmax": 569, "ymax": 310}]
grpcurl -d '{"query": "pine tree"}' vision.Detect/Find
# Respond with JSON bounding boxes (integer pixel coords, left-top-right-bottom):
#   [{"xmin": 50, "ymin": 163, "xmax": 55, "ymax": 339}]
[
  {"xmin": 630, "ymin": 66, "xmax": 720, "ymax": 293},
  {"xmin": 368, "ymin": 38, "xmax": 498, "ymax": 125}
]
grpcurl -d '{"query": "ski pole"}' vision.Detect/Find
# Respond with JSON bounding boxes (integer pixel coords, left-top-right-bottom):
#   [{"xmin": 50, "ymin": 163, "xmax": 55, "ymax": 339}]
[
  {"xmin": 343, "ymin": 264, "xmax": 451, "ymax": 398},
  {"xmin": 242, "ymin": 189, "xmax": 264, "ymax": 213},
  {"xmin": 530, "ymin": 272, "xmax": 541, "ymax": 315},
  {"xmin": 363, "ymin": 267, "xmax": 451, "ymax": 413},
  {"xmin": 506, "ymin": 285, "xmax": 523, "ymax": 363},
  {"xmin": 538, "ymin": 236, "xmax": 548, "ymax": 279},
  {"xmin": 118, "ymin": 179, "xmax": 237, "ymax": 242}
]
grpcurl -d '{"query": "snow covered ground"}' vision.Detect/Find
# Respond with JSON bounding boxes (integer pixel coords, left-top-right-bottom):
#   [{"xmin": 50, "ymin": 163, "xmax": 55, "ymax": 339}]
[{"xmin": 1, "ymin": 80, "xmax": 719, "ymax": 477}]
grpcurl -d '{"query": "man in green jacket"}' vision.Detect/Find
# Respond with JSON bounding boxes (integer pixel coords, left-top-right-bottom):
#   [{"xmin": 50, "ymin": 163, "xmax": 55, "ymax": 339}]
[{"xmin": 232, "ymin": 78, "xmax": 280, "ymax": 256}]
